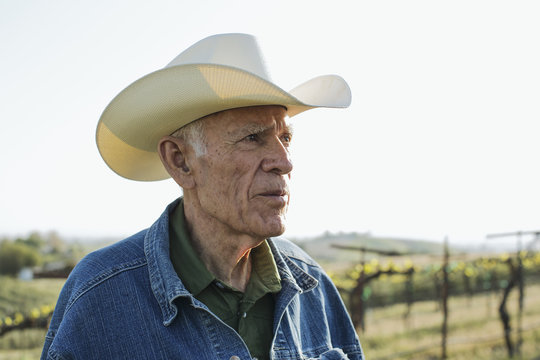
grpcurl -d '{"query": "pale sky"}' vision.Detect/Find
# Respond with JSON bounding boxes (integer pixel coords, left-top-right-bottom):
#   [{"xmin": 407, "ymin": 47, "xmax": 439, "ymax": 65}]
[{"xmin": 1, "ymin": 0, "xmax": 539, "ymax": 247}]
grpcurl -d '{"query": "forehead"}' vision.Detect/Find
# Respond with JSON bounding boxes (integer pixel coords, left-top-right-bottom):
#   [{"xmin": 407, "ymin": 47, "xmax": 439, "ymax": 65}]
[{"xmin": 202, "ymin": 105, "xmax": 289, "ymax": 132}]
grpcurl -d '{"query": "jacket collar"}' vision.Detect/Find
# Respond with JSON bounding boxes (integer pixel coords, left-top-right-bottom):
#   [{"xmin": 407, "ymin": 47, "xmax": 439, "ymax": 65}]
[
  {"xmin": 145, "ymin": 198, "xmax": 190, "ymax": 326},
  {"xmin": 268, "ymin": 238, "xmax": 318, "ymax": 294}
]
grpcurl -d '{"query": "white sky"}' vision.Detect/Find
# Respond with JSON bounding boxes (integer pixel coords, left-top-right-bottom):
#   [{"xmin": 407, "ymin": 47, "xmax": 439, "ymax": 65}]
[{"xmin": 1, "ymin": 0, "xmax": 539, "ymax": 246}]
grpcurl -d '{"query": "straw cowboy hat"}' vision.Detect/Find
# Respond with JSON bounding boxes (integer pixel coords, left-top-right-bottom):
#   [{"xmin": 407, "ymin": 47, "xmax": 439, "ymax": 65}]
[{"xmin": 96, "ymin": 33, "xmax": 351, "ymax": 181}]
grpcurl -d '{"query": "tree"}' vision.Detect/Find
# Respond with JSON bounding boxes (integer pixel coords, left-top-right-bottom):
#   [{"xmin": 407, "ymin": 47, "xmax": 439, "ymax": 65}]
[{"xmin": 0, "ymin": 240, "xmax": 41, "ymax": 276}]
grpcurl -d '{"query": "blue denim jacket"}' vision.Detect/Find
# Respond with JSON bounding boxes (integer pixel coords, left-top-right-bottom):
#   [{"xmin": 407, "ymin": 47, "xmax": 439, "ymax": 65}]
[{"xmin": 41, "ymin": 199, "xmax": 364, "ymax": 360}]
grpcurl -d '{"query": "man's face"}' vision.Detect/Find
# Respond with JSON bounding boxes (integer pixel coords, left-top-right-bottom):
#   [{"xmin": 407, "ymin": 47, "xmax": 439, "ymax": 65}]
[{"xmin": 190, "ymin": 105, "xmax": 293, "ymax": 239}]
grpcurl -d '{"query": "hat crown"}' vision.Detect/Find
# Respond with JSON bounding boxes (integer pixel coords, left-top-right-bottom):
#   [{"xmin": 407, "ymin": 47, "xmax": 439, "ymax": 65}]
[{"xmin": 166, "ymin": 33, "xmax": 271, "ymax": 81}]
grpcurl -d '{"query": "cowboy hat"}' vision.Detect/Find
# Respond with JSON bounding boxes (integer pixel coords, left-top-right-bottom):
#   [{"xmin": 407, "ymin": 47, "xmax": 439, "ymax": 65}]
[{"xmin": 96, "ymin": 33, "xmax": 351, "ymax": 181}]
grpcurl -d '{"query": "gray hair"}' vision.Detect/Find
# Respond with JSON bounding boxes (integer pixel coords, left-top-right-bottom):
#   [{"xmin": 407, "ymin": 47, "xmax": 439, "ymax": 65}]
[{"xmin": 170, "ymin": 118, "xmax": 207, "ymax": 157}]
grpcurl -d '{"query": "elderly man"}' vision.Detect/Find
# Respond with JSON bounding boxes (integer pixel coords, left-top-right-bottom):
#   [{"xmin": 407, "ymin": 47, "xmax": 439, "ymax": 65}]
[{"xmin": 42, "ymin": 34, "xmax": 363, "ymax": 360}]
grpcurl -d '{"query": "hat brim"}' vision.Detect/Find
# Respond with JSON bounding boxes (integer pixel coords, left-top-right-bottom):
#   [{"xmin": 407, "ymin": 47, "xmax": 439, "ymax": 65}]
[{"xmin": 96, "ymin": 63, "xmax": 350, "ymax": 181}]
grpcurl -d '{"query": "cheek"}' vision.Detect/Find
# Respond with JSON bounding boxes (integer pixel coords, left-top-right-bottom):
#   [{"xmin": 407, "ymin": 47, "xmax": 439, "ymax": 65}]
[
  {"xmin": 198, "ymin": 160, "xmax": 249, "ymax": 204},
  {"xmin": 195, "ymin": 148, "xmax": 261, "ymax": 206}
]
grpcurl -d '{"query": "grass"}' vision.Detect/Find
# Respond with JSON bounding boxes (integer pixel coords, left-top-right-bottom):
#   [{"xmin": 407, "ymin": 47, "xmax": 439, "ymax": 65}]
[
  {"xmin": 360, "ymin": 283, "xmax": 540, "ymax": 359},
  {"xmin": 0, "ymin": 277, "xmax": 65, "ymax": 359},
  {"xmin": 0, "ymin": 277, "xmax": 64, "ymax": 317},
  {"xmin": 0, "ymin": 350, "xmax": 42, "ymax": 360},
  {"xmin": 0, "ymin": 330, "xmax": 45, "ymax": 359}
]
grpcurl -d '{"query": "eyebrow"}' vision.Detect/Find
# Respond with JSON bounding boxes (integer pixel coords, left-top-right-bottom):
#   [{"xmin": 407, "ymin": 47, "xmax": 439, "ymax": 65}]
[
  {"xmin": 228, "ymin": 122, "xmax": 293, "ymax": 142},
  {"xmin": 238, "ymin": 123, "xmax": 272, "ymax": 137}
]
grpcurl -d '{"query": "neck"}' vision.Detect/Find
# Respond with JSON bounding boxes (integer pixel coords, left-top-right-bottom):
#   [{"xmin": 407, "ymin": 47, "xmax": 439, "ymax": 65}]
[{"xmin": 182, "ymin": 196, "xmax": 263, "ymax": 292}]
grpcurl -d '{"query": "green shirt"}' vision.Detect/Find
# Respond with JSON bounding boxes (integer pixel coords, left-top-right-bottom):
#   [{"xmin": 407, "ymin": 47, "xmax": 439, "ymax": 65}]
[{"xmin": 169, "ymin": 200, "xmax": 282, "ymax": 360}]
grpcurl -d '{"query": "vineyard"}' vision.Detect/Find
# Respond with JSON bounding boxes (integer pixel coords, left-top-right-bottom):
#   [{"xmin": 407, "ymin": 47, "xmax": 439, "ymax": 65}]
[
  {"xmin": 329, "ymin": 243, "xmax": 540, "ymax": 359},
  {"xmin": 1, "ymin": 235, "xmax": 540, "ymax": 359}
]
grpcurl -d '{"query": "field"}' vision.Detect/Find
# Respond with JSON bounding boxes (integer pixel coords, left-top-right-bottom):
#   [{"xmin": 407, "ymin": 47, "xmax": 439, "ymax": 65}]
[
  {"xmin": 361, "ymin": 283, "xmax": 540, "ymax": 359},
  {"xmin": 0, "ymin": 277, "xmax": 64, "ymax": 360},
  {"xmin": 1, "ymin": 274, "xmax": 540, "ymax": 359}
]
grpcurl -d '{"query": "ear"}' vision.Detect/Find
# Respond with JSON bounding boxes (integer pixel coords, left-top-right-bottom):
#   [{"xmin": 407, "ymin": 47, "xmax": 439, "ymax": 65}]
[{"xmin": 157, "ymin": 136, "xmax": 196, "ymax": 189}]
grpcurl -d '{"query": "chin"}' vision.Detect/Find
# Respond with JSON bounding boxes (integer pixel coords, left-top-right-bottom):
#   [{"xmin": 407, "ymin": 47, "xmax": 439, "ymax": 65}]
[
  {"xmin": 266, "ymin": 227, "xmax": 286, "ymax": 238},
  {"xmin": 244, "ymin": 211, "xmax": 287, "ymax": 238},
  {"xmin": 259, "ymin": 217, "xmax": 287, "ymax": 238}
]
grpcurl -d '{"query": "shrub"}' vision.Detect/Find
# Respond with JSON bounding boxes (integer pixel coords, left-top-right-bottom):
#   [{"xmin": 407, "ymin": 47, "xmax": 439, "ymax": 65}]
[{"xmin": 0, "ymin": 241, "xmax": 41, "ymax": 276}]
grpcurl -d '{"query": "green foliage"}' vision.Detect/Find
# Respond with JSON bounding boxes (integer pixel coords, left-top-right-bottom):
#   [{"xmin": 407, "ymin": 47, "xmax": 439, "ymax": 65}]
[
  {"xmin": 0, "ymin": 242, "xmax": 40, "ymax": 276},
  {"xmin": 0, "ymin": 231, "xmax": 98, "ymax": 278},
  {"xmin": 333, "ymin": 251, "xmax": 540, "ymax": 309},
  {"xmin": 14, "ymin": 232, "xmax": 45, "ymax": 250}
]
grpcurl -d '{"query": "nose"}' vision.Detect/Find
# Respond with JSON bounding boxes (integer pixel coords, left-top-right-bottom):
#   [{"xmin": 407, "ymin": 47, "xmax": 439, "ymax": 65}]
[{"xmin": 261, "ymin": 137, "xmax": 293, "ymax": 175}]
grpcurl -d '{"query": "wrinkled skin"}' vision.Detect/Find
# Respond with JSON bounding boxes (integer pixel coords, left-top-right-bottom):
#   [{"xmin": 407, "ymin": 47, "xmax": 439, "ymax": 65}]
[{"xmin": 190, "ymin": 105, "xmax": 293, "ymax": 240}]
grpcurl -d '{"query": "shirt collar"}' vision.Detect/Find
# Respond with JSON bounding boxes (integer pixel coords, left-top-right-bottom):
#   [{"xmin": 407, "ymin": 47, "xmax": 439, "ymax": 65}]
[{"xmin": 245, "ymin": 241, "xmax": 282, "ymax": 300}]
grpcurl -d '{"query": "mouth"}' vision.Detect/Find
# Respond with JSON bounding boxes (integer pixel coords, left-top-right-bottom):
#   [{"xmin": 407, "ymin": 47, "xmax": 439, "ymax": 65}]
[
  {"xmin": 260, "ymin": 189, "xmax": 287, "ymax": 197},
  {"xmin": 257, "ymin": 189, "xmax": 289, "ymax": 206}
]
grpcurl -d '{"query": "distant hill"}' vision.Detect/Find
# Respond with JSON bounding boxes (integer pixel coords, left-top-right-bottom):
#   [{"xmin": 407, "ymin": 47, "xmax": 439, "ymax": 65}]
[{"xmin": 289, "ymin": 232, "xmax": 445, "ymax": 269}]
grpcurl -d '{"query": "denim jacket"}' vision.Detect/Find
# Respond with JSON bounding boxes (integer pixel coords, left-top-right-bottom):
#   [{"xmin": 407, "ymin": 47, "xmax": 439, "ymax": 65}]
[{"xmin": 41, "ymin": 199, "xmax": 364, "ymax": 360}]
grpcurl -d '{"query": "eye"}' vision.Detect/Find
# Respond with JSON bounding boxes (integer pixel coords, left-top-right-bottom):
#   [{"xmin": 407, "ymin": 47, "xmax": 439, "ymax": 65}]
[
  {"xmin": 281, "ymin": 133, "xmax": 292, "ymax": 146},
  {"xmin": 244, "ymin": 133, "xmax": 260, "ymax": 142}
]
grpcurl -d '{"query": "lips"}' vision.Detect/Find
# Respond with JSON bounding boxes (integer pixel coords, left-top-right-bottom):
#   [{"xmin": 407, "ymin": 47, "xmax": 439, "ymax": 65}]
[
  {"xmin": 260, "ymin": 189, "xmax": 288, "ymax": 197},
  {"xmin": 256, "ymin": 188, "xmax": 290, "ymax": 207}
]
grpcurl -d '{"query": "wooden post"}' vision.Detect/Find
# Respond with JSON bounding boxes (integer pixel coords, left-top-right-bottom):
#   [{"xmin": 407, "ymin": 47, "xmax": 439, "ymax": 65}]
[
  {"xmin": 441, "ymin": 236, "xmax": 449, "ymax": 360},
  {"xmin": 403, "ymin": 268, "xmax": 414, "ymax": 330},
  {"xmin": 486, "ymin": 230, "xmax": 539, "ymax": 357},
  {"xmin": 516, "ymin": 233, "xmax": 524, "ymax": 356},
  {"xmin": 499, "ymin": 258, "xmax": 517, "ymax": 358}
]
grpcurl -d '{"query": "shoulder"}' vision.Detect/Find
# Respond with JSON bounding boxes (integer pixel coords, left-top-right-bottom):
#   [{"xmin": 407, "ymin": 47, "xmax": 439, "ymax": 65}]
[
  {"xmin": 61, "ymin": 229, "xmax": 149, "ymax": 309},
  {"xmin": 43, "ymin": 229, "xmax": 153, "ymax": 358},
  {"xmin": 74, "ymin": 229, "xmax": 148, "ymax": 276}
]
